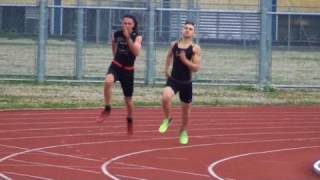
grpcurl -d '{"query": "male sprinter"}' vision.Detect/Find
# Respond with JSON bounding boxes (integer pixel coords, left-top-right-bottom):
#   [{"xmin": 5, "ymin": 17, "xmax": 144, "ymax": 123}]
[
  {"xmin": 97, "ymin": 15, "xmax": 142, "ymax": 135},
  {"xmin": 159, "ymin": 20, "xmax": 201, "ymax": 144}
]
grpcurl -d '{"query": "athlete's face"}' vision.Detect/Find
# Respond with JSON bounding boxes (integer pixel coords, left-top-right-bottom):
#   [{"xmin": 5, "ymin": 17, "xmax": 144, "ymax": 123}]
[
  {"xmin": 122, "ymin": 17, "xmax": 135, "ymax": 33},
  {"xmin": 182, "ymin": 24, "xmax": 195, "ymax": 38}
]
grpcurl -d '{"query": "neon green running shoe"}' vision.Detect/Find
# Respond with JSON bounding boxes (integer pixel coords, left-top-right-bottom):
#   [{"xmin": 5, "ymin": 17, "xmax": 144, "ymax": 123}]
[
  {"xmin": 159, "ymin": 118, "xmax": 172, "ymax": 133},
  {"xmin": 179, "ymin": 130, "xmax": 189, "ymax": 145}
]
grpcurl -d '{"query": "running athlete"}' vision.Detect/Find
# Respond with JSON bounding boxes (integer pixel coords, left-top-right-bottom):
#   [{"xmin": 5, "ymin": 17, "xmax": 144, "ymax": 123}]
[
  {"xmin": 159, "ymin": 20, "xmax": 201, "ymax": 144},
  {"xmin": 97, "ymin": 15, "xmax": 143, "ymax": 135}
]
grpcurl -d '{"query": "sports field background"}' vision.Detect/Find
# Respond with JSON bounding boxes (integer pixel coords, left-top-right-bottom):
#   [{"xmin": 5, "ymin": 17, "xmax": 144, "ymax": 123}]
[
  {"xmin": 0, "ymin": 0, "xmax": 320, "ymax": 88},
  {"xmin": 0, "ymin": 0, "xmax": 319, "ymax": 109},
  {"xmin": 1, "ymin": 80, "xmax": 320, "ymax": 109},
  {"xmin": 0, "ymin": 38, "xmax": 319, "ymax": 86}
]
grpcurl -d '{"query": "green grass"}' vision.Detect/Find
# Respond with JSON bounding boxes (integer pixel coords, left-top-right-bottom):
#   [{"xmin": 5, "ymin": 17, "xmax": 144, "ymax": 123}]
[
  {"xmin": 0, "ymin": 80, "xmax": 319, "ymax": 109},
  {"xmin": 0, "ymin": 37, "xmax": 320, "ymax": 109},
  {"xmin": 0, "ymin": 38, "xmax": 320, "ymax": 86}
]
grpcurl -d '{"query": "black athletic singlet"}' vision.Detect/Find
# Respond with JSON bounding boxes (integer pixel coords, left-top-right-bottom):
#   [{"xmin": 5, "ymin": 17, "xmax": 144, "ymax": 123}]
[
  {"xmin": 171, "ymin": 42, "xmax": 194, "ymax": 83},
  {"xmin": 113, "ymin": 30, "xmax": 140, "ymax": 67},
  {"xmin": 166, "ymin": 42, "xmax": 194, "ymax": 103}
]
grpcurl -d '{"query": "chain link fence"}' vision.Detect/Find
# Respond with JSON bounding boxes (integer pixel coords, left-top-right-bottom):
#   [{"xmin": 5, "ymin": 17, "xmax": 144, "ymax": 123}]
[{"xmin": 0, "ymin": 0, "xmax": 319, "ymax": 88}]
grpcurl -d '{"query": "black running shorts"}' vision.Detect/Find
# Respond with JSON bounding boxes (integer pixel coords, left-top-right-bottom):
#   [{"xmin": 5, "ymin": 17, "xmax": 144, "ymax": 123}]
[
  {"xmin": 165, "ymin": 77, "xmax": 192, "ymax": 104},
  {"xmin": 107, "ymin": 64, "xmax": 134, "ymax": 97}
]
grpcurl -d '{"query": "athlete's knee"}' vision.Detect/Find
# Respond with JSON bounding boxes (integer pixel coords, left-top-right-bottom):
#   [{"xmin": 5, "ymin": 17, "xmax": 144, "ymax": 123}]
[
  {"xmin": 124, "ymin": 96, "xmax": 133, "ymax": 105},
  {"xmin": 104, "ymin": 75, "xmax": 114, "ymax": 87},
  {"xmin": 162, "ymin": 92, "xmax": 172, "ymax": 103}
]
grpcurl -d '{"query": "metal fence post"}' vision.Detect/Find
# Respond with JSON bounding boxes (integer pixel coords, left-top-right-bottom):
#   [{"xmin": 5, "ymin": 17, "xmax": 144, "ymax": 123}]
[
  {"xmin": 75, "ymin": 0, "xmax": 84, "ymax": 80},
  {"xmin": 0, "ymin": 7, "xmax": 3, "ymax": 30},
  {"xmin": 96, "ymin": 0, "xmax": 101, "ymax": 43},
  {"xmin": 96, "ymin": 9, "xmax": 101, "ymax": 43},
  {"xmin": 287, "ymin": 14, "xmax": 291, "ymax": 50},
  {"xmin": 37, "ymin": 0, "xmax": 48, "ymax": 82},
  {"xmin": 145, "ymin": 0, "xmax": 156, "ymax": 85},
  {"xmin": 259, "ymin": 0, "xmax": 272, "ymax": 88}
]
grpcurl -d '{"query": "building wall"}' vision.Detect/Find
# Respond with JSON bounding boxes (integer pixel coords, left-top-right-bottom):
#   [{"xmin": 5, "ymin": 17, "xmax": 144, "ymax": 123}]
[
  {"xmin": 0, "ymin": 0, "xmax": 37, "ymax": 4},
  {"xmin": 278, "ymin": 0, "xmax": 320, "ymax": 12},
  {"xmin": 197, "ymin": 0, "xmax": 259, "ymax": 10},
  {"xmin": 278, "ymin": 0, "xmax": 320, "ymax": 7},
  {"xmin": 0, "ymin": 0, "xmax": 320, "ymax": 11}
]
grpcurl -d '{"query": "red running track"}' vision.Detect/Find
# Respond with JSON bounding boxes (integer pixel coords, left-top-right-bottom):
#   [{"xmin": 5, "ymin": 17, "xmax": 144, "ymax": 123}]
[{"xmin": 0, "ymin": 106, "xmax": 320, "ymax": 180}]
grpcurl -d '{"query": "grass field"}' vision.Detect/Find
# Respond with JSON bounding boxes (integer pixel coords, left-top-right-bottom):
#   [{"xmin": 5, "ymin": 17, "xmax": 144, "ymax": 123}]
[
  {"xmin": 0, "ymin": 38, "xmax": 320, "ymax": 86},
  {"xmin": 0, "ymin": 80, "xmax": 320, "ymax": 109},
  {"xmin": 0, "ymin": 37, "xmax": 320, "ymax": 109}
]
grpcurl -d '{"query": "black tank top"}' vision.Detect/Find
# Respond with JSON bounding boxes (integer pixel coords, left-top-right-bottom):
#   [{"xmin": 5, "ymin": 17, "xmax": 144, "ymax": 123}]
[
  {"xmin": 113, "ymin": 30, "xmax": 140, "ymax": 66},
  {"xmin": 171, "ymin": 42, "xmax": 194, "ymax": 83}
]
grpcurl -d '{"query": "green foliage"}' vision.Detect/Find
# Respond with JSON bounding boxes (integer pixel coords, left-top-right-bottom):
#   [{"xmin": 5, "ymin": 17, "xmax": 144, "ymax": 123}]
[
  {"xmin": 263, "ymin": 86, "xmax": 277, "ymax": 92},
  {"xmin": 235, "ymin": 85, "xmax": 257, "ymax": 92}
]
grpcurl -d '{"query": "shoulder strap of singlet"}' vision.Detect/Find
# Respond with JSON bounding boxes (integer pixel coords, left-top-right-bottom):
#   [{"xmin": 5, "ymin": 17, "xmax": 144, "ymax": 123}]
[
  {"xmin": 175, "ymin": 39, "xmax": 195, "ymax": 49},
  {"xmin": 174, "ymin": 41, "xmax": 179, "ymax": 48}
]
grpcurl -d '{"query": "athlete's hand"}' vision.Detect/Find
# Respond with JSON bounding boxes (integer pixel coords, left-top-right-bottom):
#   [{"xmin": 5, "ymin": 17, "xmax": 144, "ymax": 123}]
[
  {"xmin": 178, "ymin": 50, "xmax": 187, "ymax": 61},
  {"xmin": 122, "ymin": 25, "xmax": 130, "ymax": 40},
  {"xmin": 165, "ymin": 69, "xmax": 170, "ymax": 79}
]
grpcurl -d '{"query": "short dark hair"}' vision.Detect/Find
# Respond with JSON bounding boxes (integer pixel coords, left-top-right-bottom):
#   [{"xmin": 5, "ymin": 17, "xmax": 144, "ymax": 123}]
[
  {"xmin": 123, "ymin": 14, "xmax": 138, "ymax": 33},
  {"xmin": 184, "ymin": 20, "xmax": 195, "ymax": 26}
]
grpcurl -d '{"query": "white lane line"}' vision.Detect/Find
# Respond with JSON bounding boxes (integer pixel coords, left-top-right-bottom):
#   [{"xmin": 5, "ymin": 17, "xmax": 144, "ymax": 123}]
[
  {"xmin": 1, "ymin": 126, "xmax": 320, "ymax": 141},
  {"xmin": 0, "ymin": 173, "xmax": 12, "ymax": 180},
  {"xmin": 1, "ymin": 132, "xmax": 320, "ymax": 162},
  {"xmin": 0, "ymin": 131, "xmax": 126, "ymax": 140},
  {"xmin": 2, "ymin": 123, "xmax": 320, "ymax": 133},
  {"xmin": 0, "ymin": 125, "xmax": 109, "ymax": 133},
  {"xmin": 314, "ymin": 160, "xmax": 320, "ymax": 175},
  {"xmin": 10, "ymin": 159, "xmax": 100, "ymax": 174},
  {"xmin": 208, "ymin": 146, "xmax": 320, "ymax": 180},
  {"xmin": 116, "ymin": 174, "xmax": 148, "ymax": 180},
  {"xmin": 0, "ymin": 109, "xmax": 319, "ymax": 116},
  {"xmin": 2, "ymin": 171, "xmax": 54, "ymax": 180},
  {"xmin": 0, "ymin": 144, "xmax": 101, "ymax": 162},
  {"xmin": 0, "ymin": 120, "xmax": 94, "ymax": 125},
  {"xmin": 1, "ymin": 117, "xmax": 319, "ymax": 125},
  {"xmin": 0, "ymin": 112, "xmax": 164, "ymax": 118},
  {"xmin": 0, "ymin": 115, "xmax": 318, "ymax": 127},
  {"xmin": 1, "ymin": 134, "xmax": 320, "ymax": 179},
  {"xmin": 0, "ymin": 114, "xmax": 170, "ymax": 122},
  {"xmin": 101, "ymin": 137, "xmax": 320, "ymax": 180},
  {"xmin": 0, "ymin": 137, "xmax": 185, "ymax": 164},
  {"xmin": 155, "ymin": 157, "xmax": 188, "ymax": 161},
  {"xmin": 1, "ymin": 136, "xmax": 320, "ymax": 165},
  {"xmin": 2, "ymin": 122, "xmax": 319, "ymax": 134},
  {"xmin": 115, "ymin": 162, "xmax": 210, "ymax": 178},
  {"xmin": 0, "ymin": 116, "xmax": 95, "ymax": 121}
]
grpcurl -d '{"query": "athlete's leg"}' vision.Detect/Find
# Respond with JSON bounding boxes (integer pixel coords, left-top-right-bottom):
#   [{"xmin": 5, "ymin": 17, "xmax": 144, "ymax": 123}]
[
  {"xmin": 162, "ymin": 86, "xmax": 175, "ymax": 119},
  {"xmin": 120, "ymin": 69, "xmax": 135, "ymax": 134},
  {"xmin": 120, "ymin": 69, "xmax": 134, "ymax": 119},
  {"xmin": 124, "ymin": 96, "xmax": 134, "ymax": 118},
  {"xmin": 97, "ymin": 74, "xmax": 115, "ymax": 123},
  {"xmin": 124, "ymin": 96, "xmax": 134, "ymax": 134},
  {"xmin": 181, "ymin": 102, "xmax": 191, "ymax": 131},
  {"xmin": 159, "ymin": 86, "xmax": 175, "ymax": 133},
  {"xmin": 178, "ymin": 83, "xmax": 192, "ymax": 144},
  {"xmin": 104, "ymin": 74, "xmax": 115, "ymax": 106}
]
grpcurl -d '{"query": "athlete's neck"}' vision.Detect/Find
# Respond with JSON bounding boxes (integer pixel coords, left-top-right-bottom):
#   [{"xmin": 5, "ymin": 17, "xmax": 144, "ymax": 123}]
[
  {"xmin": 178, "ymin": 38, "xmax": 193, "ymax": 48},
  {"xmin": 180, "ymin": 38, "xmax": 193, "ymax": 45}
]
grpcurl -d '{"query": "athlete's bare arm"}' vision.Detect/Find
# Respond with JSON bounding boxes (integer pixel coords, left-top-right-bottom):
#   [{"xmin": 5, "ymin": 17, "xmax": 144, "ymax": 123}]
[
  {"xmin": 164, "ymin": 42, "xmax": 175, "ymax": 78},
  {"xmin": 179, "ymin": 44, "xmax": 201, "ymax": 72}
]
